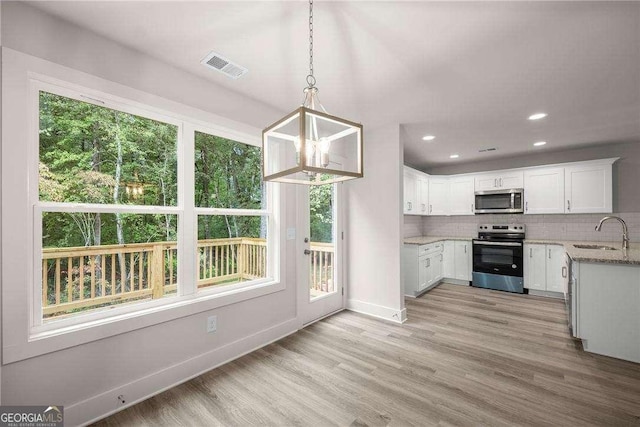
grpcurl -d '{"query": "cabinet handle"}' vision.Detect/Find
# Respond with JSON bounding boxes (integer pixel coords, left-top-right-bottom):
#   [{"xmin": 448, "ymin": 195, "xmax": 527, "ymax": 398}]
[
  {"xmin": 525, "ymin": 201, "xmax": 528, "ymax": 212},
  {"xmin": 427, "ymin": 258, "xmax": 430, "ymax": 267},
  {"xmin": 567, "ymin": 200, "xmax": 571, "ymax": 212},
  {"xmin": 464, "ymin": 245, "xmax": 467, "ymax": 254},
  {"xmin": 530, "ymin": 248, "xmax": 532, "ymax": 258},
  {"xmin": 409, "ymin": 201, "xmax": 412, "ymax": 210},
  {"xmin": 548, "ymin": 249, "xmax": 551, "ymax": 259},
  {"xmin": 500, "ymin": 178, "xmax": 503, "ymax": 187},
  {"xmin": 429, "ymin": 205, "xmax": 433, "ymax": 214},
  {"xmin": 471, "ymin": 203, "xmax": 474, "ymax": 213},
  {"xmin": 494, "ymin": 178, "xmax": 498, "ymax": 187},
  {"xmin": 562, "ymin": 266, "xmax": 567, "ymax": 278}
]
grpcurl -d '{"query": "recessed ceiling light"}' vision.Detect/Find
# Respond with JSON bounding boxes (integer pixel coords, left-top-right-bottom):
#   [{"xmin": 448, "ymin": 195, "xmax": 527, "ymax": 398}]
[
  {"xmin": 422, "ymin": 135, "xmax": 436, "ymax": 141},
  {"xmin": 533, "ymin": 141, "xmax": 547, "ymax": 146},
  {"xmin": 449, "ymin": 154, "xmax": 459, "ymax": 159},
  {"xmin": 528, "ymin": 113, "xmax": 547, "ymax": 120}
]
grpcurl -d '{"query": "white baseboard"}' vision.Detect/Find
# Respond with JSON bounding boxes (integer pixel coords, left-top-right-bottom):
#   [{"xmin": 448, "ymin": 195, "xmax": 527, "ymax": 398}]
[
  {"xmin": 70, "ymin": 317, "xmax": 299, "ymax": 427},
  {"xmin": 346, "ymin": 299, "xmax": 406, "ymax": 324},
  {"xmin": 441, "ymin": 278, "xmax": 470, "ymax": 286}
]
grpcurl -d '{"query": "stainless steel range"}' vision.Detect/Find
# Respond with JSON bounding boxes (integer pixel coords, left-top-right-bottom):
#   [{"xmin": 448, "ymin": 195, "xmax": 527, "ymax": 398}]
[{"xmin": 472, "ymin": 224, "xmax": 525, "ymax": 293}]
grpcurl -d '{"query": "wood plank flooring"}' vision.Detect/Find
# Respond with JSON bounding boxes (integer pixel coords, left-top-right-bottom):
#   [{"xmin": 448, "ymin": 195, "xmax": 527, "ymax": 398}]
[{"xmin": 94, "ymin": 283, "xmax": 640, "ymax": 426}]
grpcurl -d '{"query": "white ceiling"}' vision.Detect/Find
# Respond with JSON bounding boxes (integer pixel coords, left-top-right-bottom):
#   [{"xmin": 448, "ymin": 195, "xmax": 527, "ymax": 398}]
[{"xmin": 27, "ymin": 1, "xmax": 640, "ymax": 169}]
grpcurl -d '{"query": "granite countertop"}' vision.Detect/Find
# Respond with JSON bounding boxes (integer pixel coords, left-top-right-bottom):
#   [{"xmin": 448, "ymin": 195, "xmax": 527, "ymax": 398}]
[
  {"xmin": 403, "ymin": 236, "xmax": 473, "ymax": 245},
  {"xmin": 404, "ymin": 236, "xmax": 640, "ymax": 265}
]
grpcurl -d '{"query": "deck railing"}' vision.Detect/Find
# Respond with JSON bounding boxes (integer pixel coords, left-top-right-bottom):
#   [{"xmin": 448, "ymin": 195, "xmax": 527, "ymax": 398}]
[{"xmin": 42, "ymin": 238, "xmax": 333, "ymax": 318}]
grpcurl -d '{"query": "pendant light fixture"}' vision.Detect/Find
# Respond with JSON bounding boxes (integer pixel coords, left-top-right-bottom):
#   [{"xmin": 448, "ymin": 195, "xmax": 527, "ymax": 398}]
[{"xmin": 262, "ymin": 0, "xmax": 364, "ymax": 185}]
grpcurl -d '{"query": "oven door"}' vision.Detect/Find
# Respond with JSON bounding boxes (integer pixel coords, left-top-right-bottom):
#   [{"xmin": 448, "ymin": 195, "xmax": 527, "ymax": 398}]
[{"xmin": 472, "ymin": 240, "xmax": 523, "ymax": 277}]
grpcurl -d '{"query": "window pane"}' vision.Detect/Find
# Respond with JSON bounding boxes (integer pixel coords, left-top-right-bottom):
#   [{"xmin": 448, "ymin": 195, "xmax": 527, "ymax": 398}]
[
  {"xmin": 197, "ymin": 215, "xmax": 268, "ymax": 291},
  {"xmin": 41, "ymin": 212, "xmax": 178, "ymax": 321},
  {"xmin": 39, "ymin": 91, "xmax": 178, "ymax": 206},
  {"xmin": 194, "ymin": 132, "xmax": 263, "ymax": 209}
]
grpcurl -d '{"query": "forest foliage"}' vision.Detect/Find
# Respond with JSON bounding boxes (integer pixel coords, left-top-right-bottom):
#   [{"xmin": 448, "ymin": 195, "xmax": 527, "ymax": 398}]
[{"xmin": 39, "ymin": 91, "xmax": 334, "ymax": 249}]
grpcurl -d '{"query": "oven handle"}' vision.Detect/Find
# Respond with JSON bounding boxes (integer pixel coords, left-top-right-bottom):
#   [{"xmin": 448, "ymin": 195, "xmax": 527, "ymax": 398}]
[{"xmin": 473, "ymin": 241, "xmax": 522, "ymax": 247}]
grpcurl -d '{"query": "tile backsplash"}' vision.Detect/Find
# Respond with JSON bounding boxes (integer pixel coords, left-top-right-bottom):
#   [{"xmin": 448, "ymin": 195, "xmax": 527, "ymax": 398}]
[{"xmin": 404, "ymin": 212, "xmax": 640, "ymax": 243}]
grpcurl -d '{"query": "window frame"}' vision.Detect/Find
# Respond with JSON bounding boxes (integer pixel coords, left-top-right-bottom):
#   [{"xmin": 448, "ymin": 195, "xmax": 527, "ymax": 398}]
[{"xmin": 17, "ymin": 73, "xmax": 281, "ymax": 350}]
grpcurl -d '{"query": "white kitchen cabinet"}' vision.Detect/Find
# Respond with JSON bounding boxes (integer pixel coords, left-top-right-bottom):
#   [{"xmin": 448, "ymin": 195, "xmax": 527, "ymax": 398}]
[
  {"xmin": 523, "ymin": 167, "xmax": 565, "ymax": 214},
  {"xmin": 475, "ymin": 171, "xmax": 523, "ymax": 191},
  {"xmin": 448, "ymin": 176, "xmax": 475, "ymax": 215},
  {"xmin": 403, "ymin": 242, "xmax": 444, "ymax": 297},
  {"xmin": 417, "ymin": 175, "xmax": 430, "ymax": 215},
  {"xmin": 524, "ymin": 244, "xmax": 568, "ymax": 293},
  {"xmin": 454, "ymin": 241, "xmax": 472, "ymax": 281},
  {"xmin": 443, "ymin": 241, "xmax": 455, "ymax": 278},
  {"xmin": 565, "ymin": 162, "xmax": 613, "ymax": 214},
  {"xmin": 428, "ymin": 177, "xmax": 449, "ymax": 215},
  {"xmin": 403, "ymin": 168, "xmax": 419, "ymax": 215}
]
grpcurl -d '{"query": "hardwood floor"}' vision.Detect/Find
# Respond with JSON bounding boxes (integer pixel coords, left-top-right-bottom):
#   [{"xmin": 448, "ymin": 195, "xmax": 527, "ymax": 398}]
[{"xmin": 94, "ymin": 283, "xmax": 640, "ymax": 426}]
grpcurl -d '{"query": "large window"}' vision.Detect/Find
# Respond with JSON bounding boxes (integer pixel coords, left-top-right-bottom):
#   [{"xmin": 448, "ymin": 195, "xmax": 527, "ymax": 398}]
[{"xmin": 35, "ymin": 86, "xmax": 274, "ymax": 328}]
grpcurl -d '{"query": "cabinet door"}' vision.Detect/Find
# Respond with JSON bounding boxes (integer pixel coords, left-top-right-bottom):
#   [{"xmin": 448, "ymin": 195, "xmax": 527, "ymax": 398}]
[
  {"xmin": 546, "ymin": 245, "xmax": 565, "ymax": 293},
  {"xmin": 524, "ymin": 244, "xmax": 546, "ymax": 290},
  {"xmin": 454, "ymin": 241, "xmax": 471, "ymax": 281},
  {"xmin": 565, "ymin": 163, "xmax": 612, "ymax": 214},
  {"xmin": 443, "ymin": 241, "xmax": 455, "ymax": 278},
  {"xmin": 403, "ymin": 169, "xmax": 418, "ymax": 215},
  {"xmin": 475, "ymin": 174, "xmax": 498, "ymax": 191},
  {"xmin": 524, "ymin": 168, "xmax": 565, "ymax": 214},
  {"xmin": 418, "ymin": 176, "xmax": 430, "ymax": 215},
  {"xmin": 433, "ymin": 252, "xmax": 443, "ymax": 283},
  {"xmin": 449, "ymin": 177, "xmax": 475, "ymax": 215},
  {"xmin": 418, "ymin": 256, "xmax": 429, "ymax": 290},
  {"xmin": 498, "ymin": 171, "xmax": 524, "ymax": 189},
  {"xmin": 428, "ymin": 178, "xmax": 450, "ymax": 215}
]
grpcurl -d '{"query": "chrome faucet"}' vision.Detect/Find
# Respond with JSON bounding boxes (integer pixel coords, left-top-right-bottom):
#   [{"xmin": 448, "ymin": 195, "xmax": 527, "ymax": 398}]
[{"xmin": 595, "ymin": 216, "xmax": 629, "ymax": 250}]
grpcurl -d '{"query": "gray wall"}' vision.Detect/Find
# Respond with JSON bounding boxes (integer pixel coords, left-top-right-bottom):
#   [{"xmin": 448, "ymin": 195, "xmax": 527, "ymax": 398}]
[{"xmin": 426, "ymin": 141, "xmax": 640, "ymax": 213}]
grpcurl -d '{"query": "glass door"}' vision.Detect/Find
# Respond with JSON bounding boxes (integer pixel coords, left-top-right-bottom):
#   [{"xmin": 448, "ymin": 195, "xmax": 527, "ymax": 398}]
[{"xmin": 299, "ymin": 183, "xmax": 343, "ymax": 325}]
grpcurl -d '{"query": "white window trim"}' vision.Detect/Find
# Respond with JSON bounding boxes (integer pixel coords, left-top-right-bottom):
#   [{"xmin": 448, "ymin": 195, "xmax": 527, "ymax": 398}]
[{"xmin": 2, "ymin": 58, "xmax": 283, "ymax": 363}]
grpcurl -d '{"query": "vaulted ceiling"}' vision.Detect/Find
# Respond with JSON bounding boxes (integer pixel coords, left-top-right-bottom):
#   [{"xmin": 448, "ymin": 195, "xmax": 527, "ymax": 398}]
[{"xmin": 27, "ymin": 1, "xmax": 640, "ymax": 169}]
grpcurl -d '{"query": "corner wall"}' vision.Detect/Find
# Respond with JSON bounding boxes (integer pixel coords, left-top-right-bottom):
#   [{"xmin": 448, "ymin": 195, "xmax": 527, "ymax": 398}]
[{"xmin": 345, "ymin": 124, "xmax": 405, "ymax": 323}]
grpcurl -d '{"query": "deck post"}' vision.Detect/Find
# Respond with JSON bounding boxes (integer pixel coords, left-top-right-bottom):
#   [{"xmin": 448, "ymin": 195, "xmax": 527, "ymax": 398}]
[{"xmin": 151, "ymin": 244, "xmax": 165, "ymax": 299}]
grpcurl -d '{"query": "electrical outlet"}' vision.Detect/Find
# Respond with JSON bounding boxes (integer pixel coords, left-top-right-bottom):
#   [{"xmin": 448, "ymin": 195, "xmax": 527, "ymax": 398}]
[
  {"xmin": 207, "ymin": 315, "xmax": 217, "ymax": 333},
  {"xmin": 117, "ymin": 395, "xmax": 126, "ymax": 405}
]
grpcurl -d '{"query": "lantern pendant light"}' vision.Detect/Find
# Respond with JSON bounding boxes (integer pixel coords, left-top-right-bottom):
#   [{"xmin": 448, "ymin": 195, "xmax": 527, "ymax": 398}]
[{"xmin": 262, "ymin": 0, "xmax": 364, "ymax": 185}]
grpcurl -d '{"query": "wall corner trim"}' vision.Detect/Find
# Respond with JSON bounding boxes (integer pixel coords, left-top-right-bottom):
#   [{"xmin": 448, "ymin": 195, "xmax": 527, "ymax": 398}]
[
  {"xmin": 346, "ymin": 299, "xmax": 406, "ymax": 324},
  {"xmin": 68, "ymin": 317, "xmax": 299, "ymax": 427}
]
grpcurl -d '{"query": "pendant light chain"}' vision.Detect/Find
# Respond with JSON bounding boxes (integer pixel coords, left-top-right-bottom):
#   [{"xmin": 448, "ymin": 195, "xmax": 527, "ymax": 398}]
[{"xmin": 306, "ymin": 0, "xmax": 316, "ymax": 89}]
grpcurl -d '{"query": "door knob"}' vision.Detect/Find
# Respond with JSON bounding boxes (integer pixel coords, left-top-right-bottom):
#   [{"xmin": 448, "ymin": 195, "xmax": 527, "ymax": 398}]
[{"xmin": 304, "ymin": 249, "xmax": 311, "ymax": 255}]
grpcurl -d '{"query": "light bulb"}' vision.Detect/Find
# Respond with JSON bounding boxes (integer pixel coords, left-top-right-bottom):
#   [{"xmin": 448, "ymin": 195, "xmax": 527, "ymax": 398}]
[{"xmin": 319, "ymin": 137, "xmax": 331, "ymax": 167}]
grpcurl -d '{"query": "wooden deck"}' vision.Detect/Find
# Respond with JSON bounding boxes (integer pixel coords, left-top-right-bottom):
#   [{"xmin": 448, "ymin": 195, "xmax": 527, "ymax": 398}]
[{"xmin": 93, "ymin": 283, "xmax": 640, "ymax": 426}]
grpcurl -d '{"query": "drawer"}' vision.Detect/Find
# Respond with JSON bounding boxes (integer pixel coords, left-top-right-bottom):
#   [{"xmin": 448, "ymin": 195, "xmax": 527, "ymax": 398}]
[{"xmin": 419, "ymin": 242, "xmax": 443, "ymax": 256}]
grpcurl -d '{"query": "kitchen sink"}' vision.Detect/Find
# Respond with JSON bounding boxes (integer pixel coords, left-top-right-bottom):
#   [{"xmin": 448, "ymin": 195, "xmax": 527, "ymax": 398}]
[{"xmin": 573, "ymin": 244, "xmax": 617, "ymax": 251}]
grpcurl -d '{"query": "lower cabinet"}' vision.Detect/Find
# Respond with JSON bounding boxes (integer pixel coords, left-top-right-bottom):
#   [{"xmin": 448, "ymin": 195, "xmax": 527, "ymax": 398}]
[
  {"xmin": 524, "ymin": 244, "xmax": 568, "ymax": 294},
  {"xmin": 404, "ymin": 240, "xmax": 471, "ymax": 297}
]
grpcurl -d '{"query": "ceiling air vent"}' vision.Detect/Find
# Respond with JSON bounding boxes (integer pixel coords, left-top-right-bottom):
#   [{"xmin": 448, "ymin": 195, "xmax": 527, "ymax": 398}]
[
  {"xmin": 479, "ymin": 147, "xmax": 498, "ymax": 153},
  {"xmin": 201, "ymin": 51, "xmax": 248, "ymax": 80}
]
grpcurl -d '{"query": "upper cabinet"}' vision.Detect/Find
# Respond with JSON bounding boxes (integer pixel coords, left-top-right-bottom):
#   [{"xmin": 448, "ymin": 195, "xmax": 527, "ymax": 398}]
[
  {"xmin": 475, "ymin": 171, "xmax": 524, "ymax": 191},
  {"xmin": 403, "ymin": 158, "xmax": 616, "ymax": 217},
  {"xmin": 448, "ymin": 176, "xmax": 475, "ymax": 215},
  {"xmin": 565, "ymin": 162, "xmax": 613, "ymax": 214},
  {"xmin": 428, "ymin": 177, "xmax": 449, "ymax": 215},
  {"xmin": 403, "ymin": 169, "xmax": 418, "ymax": 215},
  {"xmin": 524, "ymin": 167, "xmax": 565, "ymax": 214}
]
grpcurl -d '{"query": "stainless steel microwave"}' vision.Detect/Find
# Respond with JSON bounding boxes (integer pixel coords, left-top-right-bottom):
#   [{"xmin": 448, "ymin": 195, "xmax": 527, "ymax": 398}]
[{"xmin": 474, "ymin": 188, "xmax": 524, "ymax": 214}]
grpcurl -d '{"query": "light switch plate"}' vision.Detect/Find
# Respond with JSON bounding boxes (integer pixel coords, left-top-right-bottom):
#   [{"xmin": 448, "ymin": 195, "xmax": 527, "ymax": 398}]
[{"xmin": 207, "ymin": 315, "xmax": 217, "ymax": 333}]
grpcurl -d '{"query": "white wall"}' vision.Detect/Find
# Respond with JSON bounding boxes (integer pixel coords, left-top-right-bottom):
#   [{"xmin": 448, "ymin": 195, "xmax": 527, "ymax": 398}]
[
  {"xmin": 1, "ymin": 3, "xmax": 300, "ymax": 426},
  {"xmin": 345, "ymin": 124, "xmax": 406, "ymax": 323}
]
